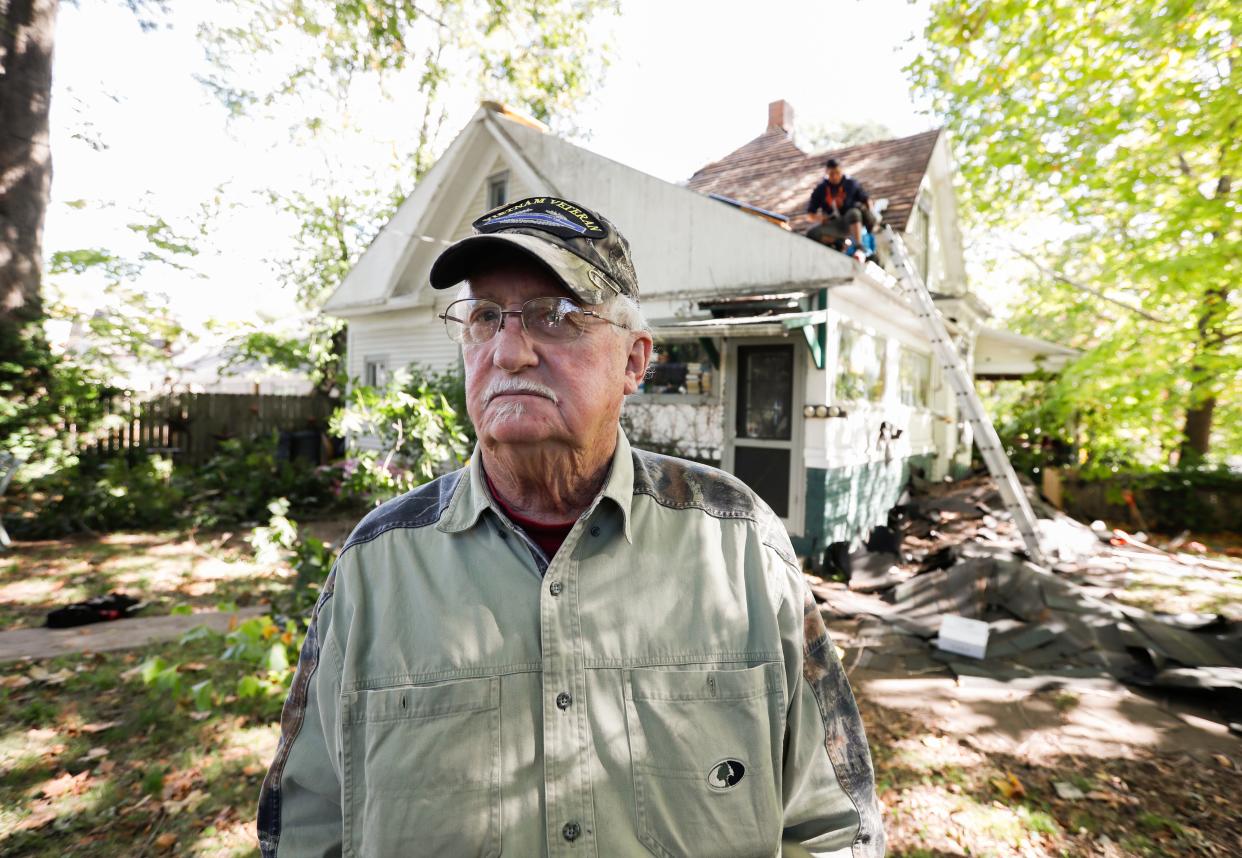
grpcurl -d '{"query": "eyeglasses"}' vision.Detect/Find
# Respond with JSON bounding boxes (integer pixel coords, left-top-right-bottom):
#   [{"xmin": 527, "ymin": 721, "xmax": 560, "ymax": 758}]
[{"xmin": 438, "ymin": 296, "xmax": 629, "ymax": 345}]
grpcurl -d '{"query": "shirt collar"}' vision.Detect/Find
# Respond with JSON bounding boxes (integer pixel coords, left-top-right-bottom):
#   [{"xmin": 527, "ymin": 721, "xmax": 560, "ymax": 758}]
[{"xmin": 438, "ymin": 425, "xmax": 635, "ymax": 542}]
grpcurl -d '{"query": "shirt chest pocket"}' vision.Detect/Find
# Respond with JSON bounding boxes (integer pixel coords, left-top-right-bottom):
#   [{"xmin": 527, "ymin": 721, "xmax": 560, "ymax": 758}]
[
  {"xmin": 341, "ymin": 676, "xmax": 501, "ymax": 858},
  {"xmin": 623, "ymin": 663, "xmax": 786, "ymax": 858}
]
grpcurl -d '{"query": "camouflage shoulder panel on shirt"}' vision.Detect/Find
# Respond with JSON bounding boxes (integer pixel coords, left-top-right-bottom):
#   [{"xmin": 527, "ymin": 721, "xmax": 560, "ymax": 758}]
[
  {"xmin": 340, "ymin": 468, "xmax": 466, "ymax": 554},
  {"xmin": 630, "ymin": 448, "xmax": 797, "ymax": 568},
  {"xmin": 801, "ymin": 587, "xmax": 885, "ymax": 857}
]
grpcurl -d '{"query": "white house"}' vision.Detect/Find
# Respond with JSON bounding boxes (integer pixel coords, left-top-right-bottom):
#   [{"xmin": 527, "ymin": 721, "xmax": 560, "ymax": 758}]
[{"xmin": 324, "ymin": 100, "xmax": 1071, "ymax": 564}]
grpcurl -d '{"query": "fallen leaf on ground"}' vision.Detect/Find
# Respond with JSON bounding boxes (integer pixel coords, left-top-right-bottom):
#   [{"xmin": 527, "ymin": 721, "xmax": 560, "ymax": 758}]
[
  {"xmin": 38, "ymin": 770, "xmax": 91, "ymax": 799},
  {"xmin": 1, "ymin": 674, "xmax": 33, "ymax": 689},
  {"xmin": 155, "ymin": 832, "xmax": 177, "ymax": 849},
  {"xmin": 79, "ymin": 720, "xmax": 122, "ymax": 733},
  {"xmin": 84, "ymin": 747, "xmax": 109, "ymax": 760},
  {"xmin": 243, "ymin": 763, "xmax": 265, "ymax": 777},
  {"xmin": 13, "ymin": 800, "xmax": 61, "ymax": 832},
  {"xmin": 991, "ymin": 772, "xmax": 1026, "ymax": 800},
  {"xmin": 1212, "ymin": 754, "xmax": 1232, "ymax": 769},
  {"xmin": 164, "ymin": 788, "xmax": 208, "ymax": 814},
  {"xmin": 1086, "ymin": 790, "xmax": 1139, "ymax": 806},
  {"xmin": 28, "ymin": 666, "xmax": 74, "ymax": 685}
]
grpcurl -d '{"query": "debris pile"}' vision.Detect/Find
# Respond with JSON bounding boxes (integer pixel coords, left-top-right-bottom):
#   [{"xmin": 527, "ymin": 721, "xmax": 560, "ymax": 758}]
[{"xmin": 807, "ymin": 475, "xmax": 1242, "ymax": 722}]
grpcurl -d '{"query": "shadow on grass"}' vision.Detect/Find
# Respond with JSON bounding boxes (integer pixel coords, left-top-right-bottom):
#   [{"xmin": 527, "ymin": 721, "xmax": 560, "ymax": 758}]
[
  {"xmin": 0, "ymin": 529, "xmax": 291, "ymax": 632},
  {"xmin": 859, "ymin": 693, "xmax": 1240, "ymax": 857},
  {"xmin": 0, "ymin": 636, "xmax": 283, "ymax": 856}
]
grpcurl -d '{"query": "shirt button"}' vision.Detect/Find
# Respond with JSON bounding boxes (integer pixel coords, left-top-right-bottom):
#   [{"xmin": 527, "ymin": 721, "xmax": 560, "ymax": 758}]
[
  {"xmin": 549, "ymin": 580, "xmax": 563, "ymax": 596},
  {"xmin": 556, "ymin": 691, "xmax": 572, "ymax": 710},
  {"xmin": 589, "ymin": 525, "xmax": 601, "ymax": 537},
  {"xmin": 562, "ymin": 821, "xmax": 581, "ymax": 842}
]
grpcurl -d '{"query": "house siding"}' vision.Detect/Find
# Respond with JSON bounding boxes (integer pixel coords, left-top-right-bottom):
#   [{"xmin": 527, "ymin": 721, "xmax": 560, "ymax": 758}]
[
  {"xmin": 794, "ymin": 452, "xmax": 936, "ymax": 560},
  {"xmin": 448, "ymin": 155, "xmax": 537, "ymax": 242},
  {"xmin": 346, "ymin": 308, "xmax": 461, "ymax": 383}
]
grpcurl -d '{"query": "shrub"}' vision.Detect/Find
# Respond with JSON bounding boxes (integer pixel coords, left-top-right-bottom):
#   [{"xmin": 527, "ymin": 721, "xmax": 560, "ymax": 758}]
[
  {"xmin": 180, "ymin": 432, "xmax": 344, "ymax": 529},
  {"xmin": 330, "ymin": 364, "xmax": 471, "ymax": 502},
  {"xmin": 7, "ymin": 453, "xmax": 183, "ymax": 538}
]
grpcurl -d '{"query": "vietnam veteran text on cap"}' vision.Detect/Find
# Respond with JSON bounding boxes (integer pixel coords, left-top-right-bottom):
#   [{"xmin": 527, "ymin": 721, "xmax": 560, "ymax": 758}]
[{"xmin": 429, "ymin": 197, "xmax": 639, "ymax": 306}]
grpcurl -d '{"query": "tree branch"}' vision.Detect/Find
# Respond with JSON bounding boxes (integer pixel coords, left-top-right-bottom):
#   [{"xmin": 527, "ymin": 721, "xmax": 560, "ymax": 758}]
[{"xmin": 1007, "ymin": 244, "xmax": 1172, "ymax": 325}]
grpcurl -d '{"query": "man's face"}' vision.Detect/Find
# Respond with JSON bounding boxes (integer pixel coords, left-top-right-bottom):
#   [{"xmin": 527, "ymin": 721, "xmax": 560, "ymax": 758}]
[
  {"xmin": 459, "ymin": 258, "xmax": 652, "ymax": 456},
  {"xmin": 826, "ymin": 166, "xmax": 843, "ymax": 183}
]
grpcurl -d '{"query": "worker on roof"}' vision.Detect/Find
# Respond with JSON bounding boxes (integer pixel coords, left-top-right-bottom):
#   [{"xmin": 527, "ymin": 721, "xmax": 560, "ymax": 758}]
[{"xmin": 806, "ymin": 158, "xmax": 877, "ymax": 257}]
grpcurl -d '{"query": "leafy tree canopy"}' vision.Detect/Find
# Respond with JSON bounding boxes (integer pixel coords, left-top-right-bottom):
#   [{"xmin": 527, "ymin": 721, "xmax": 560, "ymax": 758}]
[
  {"xmin": 199, "ymin": 0, "xmax": 617, "ymax": 393},
  {"xmin": 909, "ymin": 0, "xmax": 1239, "ymax": 468}
]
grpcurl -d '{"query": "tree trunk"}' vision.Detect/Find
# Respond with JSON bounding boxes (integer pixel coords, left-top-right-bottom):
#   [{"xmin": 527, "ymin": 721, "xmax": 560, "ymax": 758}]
[
  {"xmin": 1, "ymin": 0, "xmax": 59, "ymax": 330},
  {"xmin": 1179, "ymin": 393, "xmax": 1215, "ymax": 462},
  {"xmin": 1178, "ymin": 280, "xmax": 1230, "ymax": 464}
]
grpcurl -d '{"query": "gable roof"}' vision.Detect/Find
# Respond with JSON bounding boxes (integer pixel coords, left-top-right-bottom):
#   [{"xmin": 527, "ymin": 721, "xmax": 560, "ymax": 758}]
[
  {"xmin": 685, "ymin": 127, "xmax": 943, "ymax": 232},
  {"xmin": 325, "ymin": 105, "xmax": 863, "ymax": 315}
]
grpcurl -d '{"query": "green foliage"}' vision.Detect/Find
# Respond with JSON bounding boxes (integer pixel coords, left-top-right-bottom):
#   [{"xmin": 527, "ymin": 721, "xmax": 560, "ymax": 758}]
[
  {"xmin": 0, "ymin": 320, "xmax": 118, "ymax": 470},
  {"xmin": 4, "ymin": 209, "xmax": 203, "ymax": 479},
  {"xmin": 9, "ymin": 455, "xmax": 183, "ymax": 538},
  {"xmin": 198, "ymin": 2, "xmax": 615, "ymax": 410},
  {"xmin": 200, "ymin": 0, "xmax": 616, "ymax": 143},
  {"xmin": 7, "ymin": 433, "xmax": 343, "ymax": 538},
  {"xmin": 247, "ymin": 495, "xmax": 340, "ymax": 616},
  {"xmin": 139, "ymin": 614, "xmax": 303, "ymax": 713},
  {"xmin": 910, "ymin": 0, "xmax": 1239, "ymax": 465},
  {"xmin": 181, "ymin": 432, "xmax": 343, "ymax": 529},
  {"xmin": 331, "ymin": 364, "xmax": 471, "ymax": 500}
]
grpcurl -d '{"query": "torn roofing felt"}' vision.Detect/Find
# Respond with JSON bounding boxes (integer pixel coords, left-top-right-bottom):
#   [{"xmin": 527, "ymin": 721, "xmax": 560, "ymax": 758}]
[{"xmin": 807, "ymin": 475, "xmax": 1242, "ymax": 716}]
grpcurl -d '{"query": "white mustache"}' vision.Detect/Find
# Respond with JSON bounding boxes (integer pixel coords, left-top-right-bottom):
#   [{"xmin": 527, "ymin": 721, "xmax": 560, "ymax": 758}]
[{"xmin": 484, "ymin": 379, "xmax": 559, "ymax": 405}]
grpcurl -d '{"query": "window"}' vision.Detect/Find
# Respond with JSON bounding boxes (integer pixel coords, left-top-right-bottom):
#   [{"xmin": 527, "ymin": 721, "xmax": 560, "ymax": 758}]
[
  {"xmin": 641, "ymin": 340, "xmax": 717, "ymax": 396},
  {"xmin": 834, "ymin": 325, "xmax": 886, "ymax": 401},
  {"xmin": 898, "ymin": 346, "xmax": 932, "ymax": 408},
  {"xmin": 736, "ymin": 344, "xmax": 794, "ymax": 440},
  {"xmin": 363, "ymin": 357, "xmax": 388, "ymax": 388},
  {"xmin": 487, "ymin": 172, "xmax": 509, "ymax": 209}
]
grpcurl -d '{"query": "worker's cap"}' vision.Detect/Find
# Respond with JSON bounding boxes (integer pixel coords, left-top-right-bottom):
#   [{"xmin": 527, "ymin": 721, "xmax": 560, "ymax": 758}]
[{"xmin": 429, "ymin": 196, "xmax": 639, "ymax": 305}]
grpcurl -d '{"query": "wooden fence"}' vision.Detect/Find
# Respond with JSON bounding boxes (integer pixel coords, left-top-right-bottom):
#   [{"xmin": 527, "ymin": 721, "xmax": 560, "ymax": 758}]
[{"xmin": 76, "ymin": 393, "xmax": 336, "ymax": 466}]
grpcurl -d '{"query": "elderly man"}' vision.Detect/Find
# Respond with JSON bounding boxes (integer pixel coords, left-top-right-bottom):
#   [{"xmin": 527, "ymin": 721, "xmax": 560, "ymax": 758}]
[{"xmin": 258, "ymin": 197, "xmax": 883, "ymax": 857}]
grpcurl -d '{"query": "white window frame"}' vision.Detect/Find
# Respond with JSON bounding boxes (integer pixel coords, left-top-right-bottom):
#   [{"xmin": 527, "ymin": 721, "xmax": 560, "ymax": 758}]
[
  {"xmin": 486, "ymin": 171, "xmax": 509, "ymax": 209},
  {"xmin": 363, "ymin": 356, "xmax": 389, "ymax": 388}
]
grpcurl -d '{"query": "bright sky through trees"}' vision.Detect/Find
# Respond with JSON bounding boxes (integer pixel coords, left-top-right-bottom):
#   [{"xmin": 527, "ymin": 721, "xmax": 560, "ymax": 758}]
[{"xmin": 45, "ymin": 0, "xmax": 933, "ymax": 330}]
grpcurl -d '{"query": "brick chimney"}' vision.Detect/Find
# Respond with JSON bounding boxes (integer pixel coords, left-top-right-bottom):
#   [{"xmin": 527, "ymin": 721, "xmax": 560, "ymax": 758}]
[{"xmin": 767, "ymin": 99, "xmax": 794, "ymax": 134}]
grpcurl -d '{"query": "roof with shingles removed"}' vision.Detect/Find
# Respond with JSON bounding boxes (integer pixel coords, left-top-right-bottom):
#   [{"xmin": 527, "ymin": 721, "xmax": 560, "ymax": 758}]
[{"xmin": 685, "ymin": 127, "xmax": 943, "ymax": 233}]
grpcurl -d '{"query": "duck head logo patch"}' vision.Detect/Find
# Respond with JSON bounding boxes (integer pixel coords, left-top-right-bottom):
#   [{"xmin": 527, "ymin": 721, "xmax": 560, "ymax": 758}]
[{"xmin": 707, "ymin": 759, "xmax": 746, "ymax": 791}]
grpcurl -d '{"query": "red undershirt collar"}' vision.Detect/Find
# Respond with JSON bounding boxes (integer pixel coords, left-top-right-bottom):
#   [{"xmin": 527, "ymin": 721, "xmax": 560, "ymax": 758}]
[{"xmin": 483, "ymin": 470, "xmax": 576, "ymax": 558}]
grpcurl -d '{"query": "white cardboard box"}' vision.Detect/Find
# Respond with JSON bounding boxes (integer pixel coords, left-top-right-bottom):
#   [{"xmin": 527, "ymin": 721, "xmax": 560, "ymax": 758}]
[{"xmin": 936, "ymin": 615, "xmax": 990, "ymax": 660}]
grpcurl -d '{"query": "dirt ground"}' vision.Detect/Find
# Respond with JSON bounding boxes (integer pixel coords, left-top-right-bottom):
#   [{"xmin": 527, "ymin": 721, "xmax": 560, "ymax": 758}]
[{"xmin": 831, "ymin": 615, "xmax": 1242, "ymax": 857}]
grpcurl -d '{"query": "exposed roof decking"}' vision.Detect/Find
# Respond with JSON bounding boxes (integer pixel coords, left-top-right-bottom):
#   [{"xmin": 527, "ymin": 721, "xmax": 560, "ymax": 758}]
[{"xmin": 686, "ymin": 128, "xmax": 943, "ymax": 233}]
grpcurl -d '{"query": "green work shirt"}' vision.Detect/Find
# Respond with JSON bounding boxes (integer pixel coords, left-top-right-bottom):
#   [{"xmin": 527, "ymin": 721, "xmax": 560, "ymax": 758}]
[{"xmin": 258, "ymin": 430, "xmax": 883, "ymax": 857}]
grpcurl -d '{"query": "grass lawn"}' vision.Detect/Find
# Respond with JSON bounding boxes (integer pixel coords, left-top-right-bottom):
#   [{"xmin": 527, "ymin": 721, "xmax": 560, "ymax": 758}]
[
  {"xmin": 1, "ymin": 635, "xmax": 283, "ymax": 855},
  {"xmin": 0, "ymin": 517, "xmax": 357, "ymax": 632},
  {"xmin": 861, "ymin": 693, "xmax": 1241, "ymax": 857}
]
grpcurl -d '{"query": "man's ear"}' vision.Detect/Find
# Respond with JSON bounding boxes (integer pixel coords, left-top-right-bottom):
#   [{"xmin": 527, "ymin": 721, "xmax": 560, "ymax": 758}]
[{"xmin": 622, "ymin": 332, "xmax": 654, "ymax": 395}]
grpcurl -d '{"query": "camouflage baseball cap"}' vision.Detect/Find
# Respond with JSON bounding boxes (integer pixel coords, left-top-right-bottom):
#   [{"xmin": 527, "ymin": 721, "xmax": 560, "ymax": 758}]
[{"xmin": 428, "ymin": 196, "xmax": 639, "ymax": 305}]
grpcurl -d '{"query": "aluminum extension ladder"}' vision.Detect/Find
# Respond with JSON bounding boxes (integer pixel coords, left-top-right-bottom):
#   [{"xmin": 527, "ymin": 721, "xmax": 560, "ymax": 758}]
[{"xmin": 882, "ymin": 226, "xmax": 1047, "ymax": 566}]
